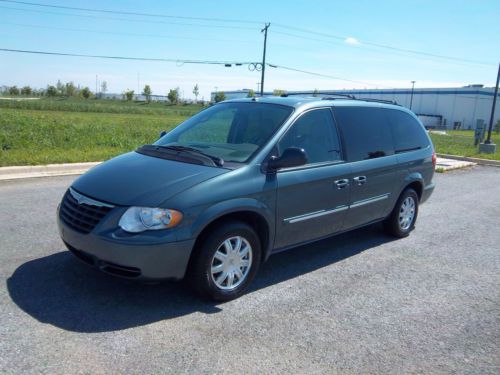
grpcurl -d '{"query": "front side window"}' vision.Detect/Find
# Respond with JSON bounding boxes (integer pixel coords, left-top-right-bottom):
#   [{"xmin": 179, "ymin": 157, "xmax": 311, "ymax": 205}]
[
  {"xmin": 155, "ymin": 102, "xmax": 293, "ymax": 163},
  {"xmin": 278, "ymin": 108, "xmax": 341, "ymax": 165},
  {"xmin": 334, "ymin": 107, "xmax": 394, "ymax": 162}
]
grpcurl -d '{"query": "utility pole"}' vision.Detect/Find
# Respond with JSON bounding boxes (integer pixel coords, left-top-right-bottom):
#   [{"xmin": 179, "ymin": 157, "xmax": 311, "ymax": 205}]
[
  {"xmin": 95, "ymin": 75, "xmax": 98, "ymax": 97},
  {"xmin": 410, "ymin": 80, "xmax": 416, "ymax": 110},
  {"xmin": 485, "ymin": 63, "xmax": 500, "ymax": 144},
  {"xmin": 260, "ymin": 23, "xmax": 270, "ymax": 97},
  {"xmin": 479, "ymin": 63, "xmax": 499, "ymax": 153}
]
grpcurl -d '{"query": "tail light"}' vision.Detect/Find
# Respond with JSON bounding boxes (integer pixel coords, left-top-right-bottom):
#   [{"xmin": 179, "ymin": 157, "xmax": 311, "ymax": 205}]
[{"xmin": 432, "ymin": 151, "xmax": 437, "ymax": 168}]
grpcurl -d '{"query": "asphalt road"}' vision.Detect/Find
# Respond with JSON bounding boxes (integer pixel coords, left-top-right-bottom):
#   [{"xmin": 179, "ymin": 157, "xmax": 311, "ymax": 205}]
[{"xmin": 0, "ymin": 167, "xmax": 499, "ymax": 374}]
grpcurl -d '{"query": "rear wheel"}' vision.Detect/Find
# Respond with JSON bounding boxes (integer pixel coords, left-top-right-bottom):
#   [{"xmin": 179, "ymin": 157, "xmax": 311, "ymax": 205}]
[
  {"xmin": 384, "ymin": 188, "xmax": 419, "ymax": 237},
  {"xmin": 188, "ymin": 221, "xmax": 261, "ymax": 301}
]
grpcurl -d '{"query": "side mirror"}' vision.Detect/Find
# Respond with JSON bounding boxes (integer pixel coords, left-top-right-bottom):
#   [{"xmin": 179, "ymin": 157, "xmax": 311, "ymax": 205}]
[
  {"xmin": 268, "ymin": 147, "xmax": 308, "ymax": 171},
  {"xmin": 159, "ymin": 130, "xmax": 168, "ymax": 138}
]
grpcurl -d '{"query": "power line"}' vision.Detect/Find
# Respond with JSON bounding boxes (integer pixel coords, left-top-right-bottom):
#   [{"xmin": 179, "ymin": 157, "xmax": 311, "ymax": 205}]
[
  {"xmin": 4, "ymin": 47, "xmax": 490, "ymax": 90},
  {"xmin": 4, "ymin": 22, "xmax": 259, "ymax": 44},
  {"xmin": 5, "ymin": 15, "xmax": 475, "ymax": 69},
  {"xmin": 266, "ymin": 64, "xmax": 392, "ymax": 88},
  {"xmin": 0, "ymin": 48, "xmax": 258, "ymax": 65},
  {"xmin": 0, "ymin": 6, "xmax": 259, "ymax": 31},
  {"xmin": 0, "ymin": 0, "xmax": 263, "ymax": 24},
  {"xmin": 273, "ymin": 23, "xmax": 495, "ymax": 67},
  {"xmin": 1, "ymin": 1, "xmax": 494, "ymax": 67},
  {"xmin": 2, "ymin": 11, "xmax": 490, "ymax": 69},
  {"xmin": 271, "ymin": 30, "xmax": 493, "ymax": 69},
  {"xmin": 2, "ymin": 17, "xmax": 483, "ymax": 69},
  {"xmin": 0, "ymin": 47, "xmax": 392, "ymax": 88},
  {"xmin": 273, "ymin": 29, "xmax": 343, "ymax": 43},
  {"xmin": 273, "ymin": 28, "xmax": 343, "ymax": 43}
]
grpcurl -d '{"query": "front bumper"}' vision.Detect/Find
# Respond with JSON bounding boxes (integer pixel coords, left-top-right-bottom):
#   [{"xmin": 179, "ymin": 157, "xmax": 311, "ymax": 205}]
[{"xmin": 57, "ymin": 213, "xmax": 196, "ymax": 280}]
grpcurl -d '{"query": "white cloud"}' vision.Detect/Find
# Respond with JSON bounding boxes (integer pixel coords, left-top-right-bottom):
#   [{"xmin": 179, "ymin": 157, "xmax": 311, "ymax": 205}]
[{"xmin": 345, "ymin": 37, "xmax": 361, "ymax": 45}]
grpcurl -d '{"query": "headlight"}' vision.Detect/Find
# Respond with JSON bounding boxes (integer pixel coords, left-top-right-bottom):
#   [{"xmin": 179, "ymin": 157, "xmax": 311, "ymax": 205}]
[{"xmin": 118, "ymin": 207, "xmax": 183, "ymax": 233}]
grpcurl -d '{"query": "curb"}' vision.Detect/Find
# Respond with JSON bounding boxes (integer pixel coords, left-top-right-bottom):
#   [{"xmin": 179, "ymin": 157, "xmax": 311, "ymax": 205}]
[
  {"xmin": 0, "ymin": 162, "xmax": 101, "ymax": 181},
  {"xmin": 436, "ymin": 153, "xmax": 500, "ymax": 167},
  {"xmin": 435, "ymin": 157, "xmax": 476, "ymax": 173}
]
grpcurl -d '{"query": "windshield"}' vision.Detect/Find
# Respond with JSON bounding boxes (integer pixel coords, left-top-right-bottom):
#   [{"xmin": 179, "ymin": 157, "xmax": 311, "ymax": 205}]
[{"xmin": 154, "ymin": 102, "xmax": 293, "ymax": 163}]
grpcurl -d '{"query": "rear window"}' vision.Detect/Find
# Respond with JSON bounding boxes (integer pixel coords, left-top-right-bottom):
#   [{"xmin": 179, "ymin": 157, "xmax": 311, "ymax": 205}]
[
  {"xmin": 333, "ymin": 107, "xmax": 394, "ymax": 162},
  {"xmin": 385, "ymin": 109, "xmax": 430, "ymax": 153}
]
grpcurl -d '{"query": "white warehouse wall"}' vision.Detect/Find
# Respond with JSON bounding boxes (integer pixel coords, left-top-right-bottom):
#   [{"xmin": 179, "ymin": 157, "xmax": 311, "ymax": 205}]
[{"xmin": 215, "ymin": 88, "xmax": 500, "ymax": 130}]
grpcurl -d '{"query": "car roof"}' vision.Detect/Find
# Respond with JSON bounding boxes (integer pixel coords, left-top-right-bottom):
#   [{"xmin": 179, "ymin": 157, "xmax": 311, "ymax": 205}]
[{"xmin": 225, "ymin": 96, "xmax": 410, "ymax": 114}]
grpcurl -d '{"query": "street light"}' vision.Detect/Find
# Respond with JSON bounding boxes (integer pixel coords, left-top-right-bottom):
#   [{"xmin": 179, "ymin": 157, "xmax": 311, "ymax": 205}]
[{"xmin": 410, "ymin": 81, "xmax": 416, "ymax": 110}]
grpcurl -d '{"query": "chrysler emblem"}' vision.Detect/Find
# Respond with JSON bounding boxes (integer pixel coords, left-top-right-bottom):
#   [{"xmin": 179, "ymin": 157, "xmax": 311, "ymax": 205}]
[{"xmin": 69, "ymin": 188, "xmax": 114, "ymax": 208}]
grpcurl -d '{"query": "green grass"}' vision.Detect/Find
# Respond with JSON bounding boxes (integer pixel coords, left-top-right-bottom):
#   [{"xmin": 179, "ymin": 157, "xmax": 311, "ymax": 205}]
[
  {"xmin": 0, "ymin": 97, "xmax": 201, "ymax": 116},
  {"xmin": 0, "ymin": 107, "xmax": 194, "ymax": 166},
  {"xmin": 429, "ymin": 130, "xmax": 500, "ymax": 161},
  {"xmin": 1, "ymin": 98, "xmax": 499, "ymax": 166}
]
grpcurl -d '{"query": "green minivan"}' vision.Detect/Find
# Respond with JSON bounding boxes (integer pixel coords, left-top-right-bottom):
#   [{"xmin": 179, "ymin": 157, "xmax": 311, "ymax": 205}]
[{"xmin": 58, "ymin": 96, "xmax": 435, "ymax": 301}]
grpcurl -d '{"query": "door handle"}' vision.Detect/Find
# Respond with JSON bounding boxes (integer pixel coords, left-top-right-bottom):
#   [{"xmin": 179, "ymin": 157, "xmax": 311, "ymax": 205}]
[
  {"xmin": 334, "ymin": 178, "xmax": 350, "ymax": 189},
  {"xmin": 353, "ymin": 176, "xmax": 367, "ymax": 185}
]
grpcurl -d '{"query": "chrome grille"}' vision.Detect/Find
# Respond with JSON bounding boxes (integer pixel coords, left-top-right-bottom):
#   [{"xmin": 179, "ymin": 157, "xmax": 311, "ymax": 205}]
[{"xmin": 59, "ymin": 188, "xmax": 113, "ymax": 234}]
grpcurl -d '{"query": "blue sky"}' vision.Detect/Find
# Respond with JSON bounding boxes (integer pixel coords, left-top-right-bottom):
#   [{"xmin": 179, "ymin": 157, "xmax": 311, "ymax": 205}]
[{"xmin": 1, "ymin": 0, "xmax": 499, "ymax": 99}]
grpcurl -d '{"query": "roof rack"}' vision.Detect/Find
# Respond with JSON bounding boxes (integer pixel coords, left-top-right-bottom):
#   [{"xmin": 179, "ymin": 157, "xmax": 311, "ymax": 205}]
[
  {"xmin": 354, "ymin": 98, "xmax": 400, "ymax": 105},
  {"xmin": 320, "ymin": 93, "xmax": 356, "ymax": 100},
  {"xmin": 275, "ymin": 92, "xmax": 399, "ymax": 105},
  {"xmin": 279, "ymin": 92, "xmax": 355, "ymax": 99}
]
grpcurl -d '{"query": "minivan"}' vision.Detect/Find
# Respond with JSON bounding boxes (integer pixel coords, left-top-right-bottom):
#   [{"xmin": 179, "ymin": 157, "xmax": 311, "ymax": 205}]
[{"xmin": 57, "ymin": 96, "xmax": 435, "ymax": 301}]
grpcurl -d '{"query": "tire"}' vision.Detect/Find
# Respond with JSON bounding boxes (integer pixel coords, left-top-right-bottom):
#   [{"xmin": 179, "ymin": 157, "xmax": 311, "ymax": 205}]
[
  {"xmin": 384, "ymin": 188, "xmax": 419, "ymax": 238},
  {"xmin": 188, "ymin": 221, "xmax": 261, "ymax": 302}
]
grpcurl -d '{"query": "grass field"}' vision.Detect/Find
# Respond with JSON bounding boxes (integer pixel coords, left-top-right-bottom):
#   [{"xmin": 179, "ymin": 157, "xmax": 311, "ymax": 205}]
[
  {"xmin": 0, "ymin": 99, "xmax": 201, "ymax": 166},
  {"xmin": 1, "ymin": 98, "xmax": 499, "ymax": 166},
  {"xmin": 429, "ymin": 130, "xmax": 500, "ymax": 161},
  {"xmin": 0, "ymin": 97, "xmax": 200, "ymax": 116}
]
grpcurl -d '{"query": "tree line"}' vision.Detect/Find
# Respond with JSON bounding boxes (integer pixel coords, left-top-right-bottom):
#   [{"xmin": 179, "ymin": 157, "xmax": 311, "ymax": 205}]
[
  {"xmin": 124, "ymin": 83, "xmax": 226, "ymax": 104},
  {"xmin": 2, "ymin": 80, "xmax": 302, "ymax": 104},
  {"xmin": 1, "ymin": 81, "xmax": 221, "ymax": 104},
  {"xmin": 1, "ymin": 80, "xmax": 108, "ymax": 99}
]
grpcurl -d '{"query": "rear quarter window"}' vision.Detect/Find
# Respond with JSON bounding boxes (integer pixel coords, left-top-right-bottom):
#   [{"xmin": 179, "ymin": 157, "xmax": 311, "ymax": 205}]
[
  {"xmin": 385, "ymin": 109, "xmax": 430, "ymax": 153},
  {"xmin": 333, "ymin": 106, "xmax": 394, "ymax": 162}
]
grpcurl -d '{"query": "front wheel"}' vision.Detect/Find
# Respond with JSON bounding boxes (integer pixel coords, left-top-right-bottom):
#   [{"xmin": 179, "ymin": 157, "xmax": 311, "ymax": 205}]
[
  {"xmin": 384, "ymin": 188, "xmax": 419, "ymax": 237},
  {"xmin": 188, "ymin": 221, "xmax": 261, "ymax": 301}
]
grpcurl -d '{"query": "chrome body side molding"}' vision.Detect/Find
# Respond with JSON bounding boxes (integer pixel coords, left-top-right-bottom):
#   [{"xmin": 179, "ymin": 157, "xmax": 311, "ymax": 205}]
[{"xmin": 284, "ymin": 193, "xmax": 390, "ymax": 223}]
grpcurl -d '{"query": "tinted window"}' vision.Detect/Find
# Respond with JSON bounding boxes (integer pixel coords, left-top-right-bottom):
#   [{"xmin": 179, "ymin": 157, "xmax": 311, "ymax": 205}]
[
  {"xmin": 156, "ymin": 102, "xmax": 293, "ymax": 163},
  {"xmin": 386, "ymin": 109, "xmax": 430, "ymax": 153},
  {"xmin": 278, "ymin": 108, "xmax": 341, "ymax": 164},
  {"xmin": 334, "ymin": 107, "xmax": 393, "ymax": 162}
]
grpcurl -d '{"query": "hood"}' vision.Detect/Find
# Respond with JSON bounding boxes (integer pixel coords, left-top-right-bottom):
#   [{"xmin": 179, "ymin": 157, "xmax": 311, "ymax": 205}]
[{"xmin": 72, "ymin": 152, "xmax": 228, "ymax": 206}]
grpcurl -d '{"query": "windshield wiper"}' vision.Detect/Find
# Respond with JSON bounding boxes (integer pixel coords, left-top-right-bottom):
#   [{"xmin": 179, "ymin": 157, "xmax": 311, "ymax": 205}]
[{"xmin": 158, "ymin": 145, "xmax": 224, "ymax": 167}]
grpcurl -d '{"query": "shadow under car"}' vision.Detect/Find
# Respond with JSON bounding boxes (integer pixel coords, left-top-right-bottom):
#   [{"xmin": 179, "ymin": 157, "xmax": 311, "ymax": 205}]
[{"xmin": 7, "ymin": 223, "xmax": 394, "ymax": 333}]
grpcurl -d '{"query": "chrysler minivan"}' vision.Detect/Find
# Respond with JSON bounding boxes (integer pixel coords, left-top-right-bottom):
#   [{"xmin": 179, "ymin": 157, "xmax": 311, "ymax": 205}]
[{"xmin": 57, "ymin": 96, "xmax": 435, "ymax": 301}]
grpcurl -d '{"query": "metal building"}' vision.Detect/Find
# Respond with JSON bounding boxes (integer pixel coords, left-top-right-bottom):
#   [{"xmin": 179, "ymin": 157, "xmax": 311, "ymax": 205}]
[{"xmin": 215, "ymin": 86, "xmax": 499, "ymax": 130}]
